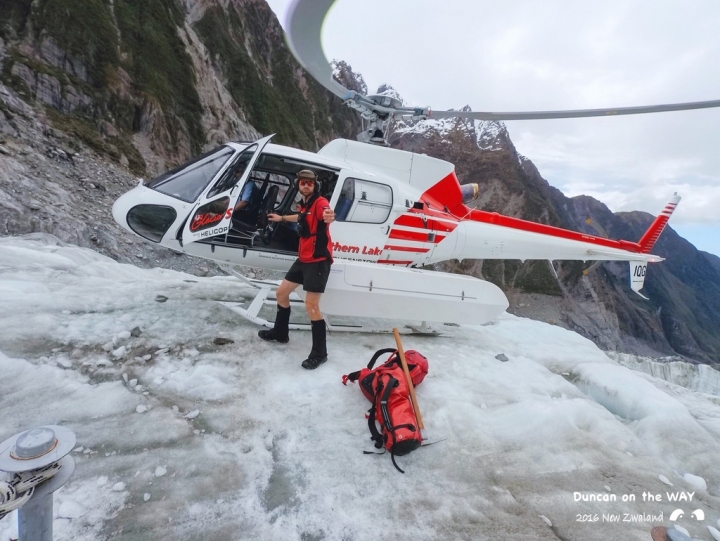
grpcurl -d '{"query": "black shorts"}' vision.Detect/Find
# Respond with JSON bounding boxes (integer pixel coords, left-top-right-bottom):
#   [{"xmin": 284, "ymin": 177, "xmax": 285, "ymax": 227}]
[{"xmin": 285, "ymin": 259, "xmax": 331, "ymax": 293}]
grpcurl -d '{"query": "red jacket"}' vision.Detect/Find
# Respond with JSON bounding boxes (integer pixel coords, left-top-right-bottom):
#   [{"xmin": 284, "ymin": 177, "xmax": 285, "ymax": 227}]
[{"xmin": 297, "ymin": 194, "xmax": 334, "ymax": 263}]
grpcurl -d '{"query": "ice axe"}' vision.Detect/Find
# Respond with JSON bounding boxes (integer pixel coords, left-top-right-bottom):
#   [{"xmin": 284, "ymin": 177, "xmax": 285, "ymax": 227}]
[{"xmin": 392, "ymin": 328, "xmax": 426, "ymax": 441}]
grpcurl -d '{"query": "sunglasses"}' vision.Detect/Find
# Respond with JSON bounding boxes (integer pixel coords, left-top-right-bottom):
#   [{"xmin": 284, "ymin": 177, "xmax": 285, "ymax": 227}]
[{"xmin": 298, "ymin": 179, "xmax": 315, "ymax": 186}]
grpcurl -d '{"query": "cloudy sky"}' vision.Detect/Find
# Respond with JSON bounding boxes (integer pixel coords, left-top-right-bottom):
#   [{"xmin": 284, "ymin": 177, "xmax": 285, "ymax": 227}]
[{"xmin": 266, "ymin": 0, "xmax": 720, "ymax": 256}]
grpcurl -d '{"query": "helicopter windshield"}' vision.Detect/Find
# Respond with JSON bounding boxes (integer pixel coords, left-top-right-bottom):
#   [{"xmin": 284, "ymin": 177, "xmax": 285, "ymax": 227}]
[
  {"xmin": 206, "ymin": 145, "xmax": 258, "ymax": 198},
  {"xmin": 146, "ymin": 146, "xmax": 235, "ymax": 203}
]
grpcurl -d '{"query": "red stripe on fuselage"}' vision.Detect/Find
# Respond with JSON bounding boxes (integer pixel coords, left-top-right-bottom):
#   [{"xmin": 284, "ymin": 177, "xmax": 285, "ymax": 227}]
[
  {"xmin": 393, "ymin": 215, "xmax": 426, "ymax": 229},
  {"xmin": 383, "ymin": 245, "xmax": 430, "ymax": 253},
  {"xmin": 393, "ymin": 213, "xmax": 458, "ymax": 233},
  {"xmin": 389, "ymin": 229, "xmax": 447, "ymax": 243},
  {"xmin": 377, "ymin": 259, "xmax": 413, "ymax": 265}
]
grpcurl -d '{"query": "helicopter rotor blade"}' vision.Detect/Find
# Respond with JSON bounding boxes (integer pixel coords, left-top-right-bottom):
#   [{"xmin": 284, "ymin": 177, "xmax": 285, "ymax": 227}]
[
  {"xmin": 286, "ymin": 0, "xmax": 351, "ymax": 100},
  {"xmin": 285, "ymin": 0, "xmax": 720, "ymax": 121},
  {"xmin": 427, "ymin": 100, "xmax": 720, "ymax": 121}
]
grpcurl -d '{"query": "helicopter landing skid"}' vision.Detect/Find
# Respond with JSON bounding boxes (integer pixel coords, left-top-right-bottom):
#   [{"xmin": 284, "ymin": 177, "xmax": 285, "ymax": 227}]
[{"xmin": 217, "ymin": 286, "xmax": 440, "ymax": 335}]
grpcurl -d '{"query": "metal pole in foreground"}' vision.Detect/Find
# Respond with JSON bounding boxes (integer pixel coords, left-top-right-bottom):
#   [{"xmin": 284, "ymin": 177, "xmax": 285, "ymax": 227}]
[
  {"xmin": 0, "ymin": 426, "xmax": 76, "ymax": 541},
  {"xmin": 18, "ymin": 494, "xmax": 53, "ymax": 541}
]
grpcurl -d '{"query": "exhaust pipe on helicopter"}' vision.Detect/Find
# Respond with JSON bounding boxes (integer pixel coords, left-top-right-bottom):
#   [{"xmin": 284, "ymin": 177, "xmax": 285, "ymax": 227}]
[{"xmin": 460, "ymin": 183, "xmax": 479, "ymax": 203}]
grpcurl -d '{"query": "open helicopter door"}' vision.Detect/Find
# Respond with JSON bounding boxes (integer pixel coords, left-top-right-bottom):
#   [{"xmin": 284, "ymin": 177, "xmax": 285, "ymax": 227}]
[{"xmin": 180, "ymin": 135, "xmax": 273, "ymax": 246}]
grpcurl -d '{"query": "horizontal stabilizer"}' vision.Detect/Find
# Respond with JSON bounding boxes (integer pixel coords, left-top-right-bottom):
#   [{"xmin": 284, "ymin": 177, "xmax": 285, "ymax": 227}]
[
  {"xmin": 586, "ymin": 249, "xmax": 663, "ymax": 263},
  {"xmin": 638, "ymin": 194, "xmax": 681, "ymax": 253}
]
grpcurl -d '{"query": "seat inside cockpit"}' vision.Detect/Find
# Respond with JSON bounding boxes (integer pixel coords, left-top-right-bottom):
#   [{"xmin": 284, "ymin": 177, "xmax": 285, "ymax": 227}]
[{"xmin": 208, "ymin": 153, "xmax": 339, "ymax": 254}]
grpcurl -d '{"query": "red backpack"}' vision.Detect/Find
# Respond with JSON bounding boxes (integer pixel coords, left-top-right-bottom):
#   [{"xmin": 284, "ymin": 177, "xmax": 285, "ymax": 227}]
[{"xmin": 342, "ymin": 348, "xmax": 429, "ymax": 472}]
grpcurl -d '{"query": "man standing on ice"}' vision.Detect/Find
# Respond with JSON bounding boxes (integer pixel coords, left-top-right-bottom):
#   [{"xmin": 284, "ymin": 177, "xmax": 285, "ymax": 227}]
[{"xmin": 260, "ymin": 169, "xmax": 335, "ymax": 369}]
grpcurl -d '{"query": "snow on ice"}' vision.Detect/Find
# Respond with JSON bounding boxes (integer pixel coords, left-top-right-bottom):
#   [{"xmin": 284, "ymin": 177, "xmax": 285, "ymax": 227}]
[{"xmin": 1, "ymin": 234, "xmax": 720, "ymax": 541}]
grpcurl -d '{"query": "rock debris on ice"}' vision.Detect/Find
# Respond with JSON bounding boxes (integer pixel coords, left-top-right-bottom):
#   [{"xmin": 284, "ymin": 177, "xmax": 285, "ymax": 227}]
[
  {"xmin": 683, "ymin": 472, "xmax": 707, "ymax": 491},
  {"xmin": 659, "ymin": 474, "xmax": 674, "ymax": 486},
  {"xmin": 57, "ymin": 500, "xmax": 86, "ymax": 519}
]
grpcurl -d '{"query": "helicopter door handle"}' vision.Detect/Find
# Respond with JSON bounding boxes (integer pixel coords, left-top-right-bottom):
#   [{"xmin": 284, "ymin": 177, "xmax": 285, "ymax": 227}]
[{"xmin": 382, "ymin": 226, "xmax": 390, "ymax": 235}]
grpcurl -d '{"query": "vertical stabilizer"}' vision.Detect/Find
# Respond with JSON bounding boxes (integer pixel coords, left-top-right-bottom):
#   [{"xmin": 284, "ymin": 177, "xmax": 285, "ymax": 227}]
[
  {"xmin": 638, "ymin": 194, "xmax": 681, "ymax": 253},
  {"xmin": 629, "ymin": 261, "xmax": 649, "ymax": 299}
]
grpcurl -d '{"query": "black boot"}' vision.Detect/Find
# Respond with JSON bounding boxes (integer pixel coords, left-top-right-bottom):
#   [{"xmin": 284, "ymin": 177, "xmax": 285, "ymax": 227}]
[
  {"xmin": 258, "ymin": 305, "xmax": 290, "ymax": 343},
  {"xmin": 302, "ymin": 319, "xmax": 327, "ymax": 369}
]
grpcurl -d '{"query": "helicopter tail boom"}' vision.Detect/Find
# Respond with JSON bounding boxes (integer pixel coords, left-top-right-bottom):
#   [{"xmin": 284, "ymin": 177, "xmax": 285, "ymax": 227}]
[{"xmin": 418, "ymin": 173, "xmax": 678, "ymax": 264}]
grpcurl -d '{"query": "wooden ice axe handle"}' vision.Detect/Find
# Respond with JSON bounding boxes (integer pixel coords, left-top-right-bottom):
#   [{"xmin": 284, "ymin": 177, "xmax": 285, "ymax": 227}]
[{"xmin": 393, "ymin": 328, "xmax": 425, "ymax": 434}]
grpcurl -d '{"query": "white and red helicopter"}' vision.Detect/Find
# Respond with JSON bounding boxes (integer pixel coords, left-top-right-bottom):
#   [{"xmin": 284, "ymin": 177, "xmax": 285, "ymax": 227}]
[{"xmin": 112, "ymin": 0, "xmax": 720, "ymax": 333}]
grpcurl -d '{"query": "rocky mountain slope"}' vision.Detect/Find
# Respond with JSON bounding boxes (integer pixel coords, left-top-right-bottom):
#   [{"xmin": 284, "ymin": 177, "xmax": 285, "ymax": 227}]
[
  {"xmin": 1, "ymin": 0, "xmax": 361, "ymax": 169},
  {"xmin": 0, "ymin": 0, "xmax": 360, "ymax": 272},
  {"xmin": 1, "ymin": 2, "xmax": 718, "ymax": 364},
  {"xmin": 388, "ymin": 106, "xmax": 720, "ymax": 365}
]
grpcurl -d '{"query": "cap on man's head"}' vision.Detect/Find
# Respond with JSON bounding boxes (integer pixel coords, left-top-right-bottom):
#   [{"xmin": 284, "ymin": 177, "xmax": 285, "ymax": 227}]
[{"xmin": 297, "ymin": 169, "xmax": 317, "ymax": 182}]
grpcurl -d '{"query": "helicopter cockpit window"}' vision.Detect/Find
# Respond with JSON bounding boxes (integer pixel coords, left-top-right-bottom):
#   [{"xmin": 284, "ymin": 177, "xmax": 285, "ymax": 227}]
[
  {"xmin": 207, "ymin": 145, "xmax": 258, "ymax": 198},
  {"xmin": 146, "ymin": 146, "xmax": 234, "ymax": 203},
  {"xmin": 334, "ymin": 178, "xmax": 392, "ymax": 224}
]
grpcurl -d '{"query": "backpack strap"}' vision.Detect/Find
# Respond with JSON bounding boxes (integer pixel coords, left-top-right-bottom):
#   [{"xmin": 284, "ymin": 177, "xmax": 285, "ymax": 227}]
[
  {"xmin": 367, "ymin": 404, "xmax": 384, "ymax": 449},
  {"xmin": 379, "ymin": 376, "xmax": 398, "ymax": 429},
  {"xmin": 378, "ymin": 375, "xmax": 407, "ymax": 474},
  {"xmin": 364, "ymin": 374, "xmax": 415, "ymax": 474},
  {"xmin": 343, "ymin": 348, "xmax": 399, "ymax": 384},
  {"xmin": 342, "ymin": 371, "xmax": 361, "ymax": 385},
  {"xmin": 367, "ymin": 374, "xmax": 396, "ymax": 450},
  {"xmin": 367, "ymin": 348, "xmax": 397, "ymax": 369}
]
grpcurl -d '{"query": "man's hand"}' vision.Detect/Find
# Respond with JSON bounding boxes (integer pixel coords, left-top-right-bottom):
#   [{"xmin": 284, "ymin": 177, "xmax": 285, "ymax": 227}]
[
  {"xmin": 267, "ymin": 213, "xmax": 282, "ymax": 222},
  {"xmin": 323, "ymin": 208, "xmax": 335, "ymax": 223}
]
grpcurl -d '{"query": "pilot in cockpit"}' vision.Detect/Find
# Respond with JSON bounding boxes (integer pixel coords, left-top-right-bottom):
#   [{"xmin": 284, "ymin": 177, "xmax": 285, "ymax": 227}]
[{"xmin": 233, "ymin": 177, "xmax": 256, "ymax": 213}]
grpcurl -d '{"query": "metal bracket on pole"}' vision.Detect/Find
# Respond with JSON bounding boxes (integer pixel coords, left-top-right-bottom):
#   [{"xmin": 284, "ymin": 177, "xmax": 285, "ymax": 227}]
[{"xmin": 0, "ymin": 426, "xmax": 77, "ymax": 541}]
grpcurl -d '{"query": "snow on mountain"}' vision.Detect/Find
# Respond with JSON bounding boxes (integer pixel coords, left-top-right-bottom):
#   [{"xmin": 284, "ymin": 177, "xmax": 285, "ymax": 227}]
[
  {"xmin": 374, "ymin": 84, "xmax": 404, "ymax": 104},
  {"xmin": 393, "ymin": 105, "xmax": 510, "ymax": 152},
  {"xmin": 2, "ymin": 234, "xmax": 720, "ymax": 541},
  {"xmin": 474, "ymin": 119, "xmax": 510, "ymax": 151},
  {"xmin": 361, "ymin": 84, "xmax": 509, "ymax": 152}
]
